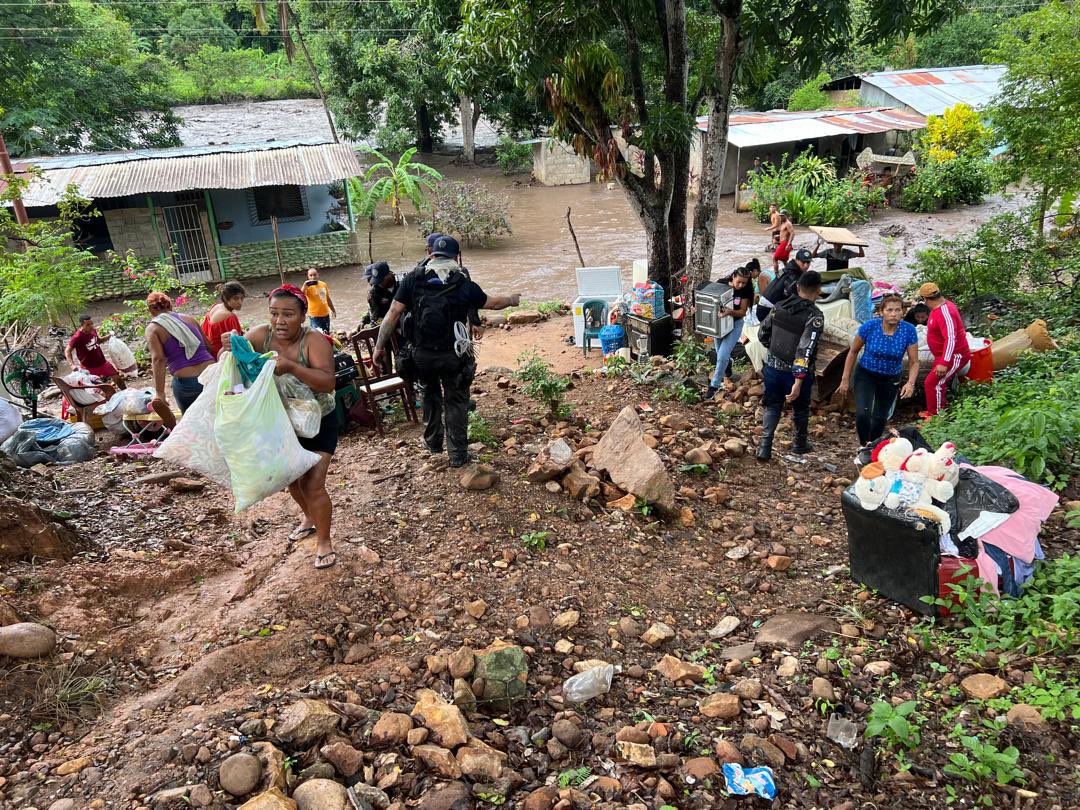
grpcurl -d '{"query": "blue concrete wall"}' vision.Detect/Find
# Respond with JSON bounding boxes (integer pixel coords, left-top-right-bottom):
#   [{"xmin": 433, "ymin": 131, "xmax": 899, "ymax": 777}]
[{"xmin": 207, "ymin": 185, "xmax": 338, "ymax": 246}]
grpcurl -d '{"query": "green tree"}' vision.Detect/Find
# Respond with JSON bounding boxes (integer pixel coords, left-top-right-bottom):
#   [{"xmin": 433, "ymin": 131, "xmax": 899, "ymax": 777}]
[
  {"xmin": 460, "ymin": 0, "xmax": 953, "ymax": 294},
  {"xmin": 162, "ymin": 4, "xmax": 237, "ymax": 66},
  {"xmin": 787, "ymin": 71, "xmax": 830, "ymax": 111},
  {"xmin": 914, "ymin": 14, "xmax": 997, "ymax": 67},
  {"xmin": 0, "ymin": 176, "xmax": 98, "ymax": 328},
  {"xmin": 0, "ymin": 1, "xmax": 179, "ymax": 156},
  {"xmin": 990, "ymin": 1, "xmax": 1080, "ymax": 238}
]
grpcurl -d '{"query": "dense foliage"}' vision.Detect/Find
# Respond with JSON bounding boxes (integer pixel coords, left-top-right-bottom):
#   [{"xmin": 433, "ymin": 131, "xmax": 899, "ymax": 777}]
[
  {"xmin": 787, "ymin": 71, "xmax": 831, "ymax": 112},
  {"xmin": 914, "ymin": 212, "xmax": 1080, "ymax": 488},
  {"xmin": 168, "ymin": 46, "xmax": 314, "ymax": 105},
  {"xmin": 747, "ymin": 151, "xmax": 886, "ymax": 226},
  {"xmin": 495, "ymin": 137, "xmax": 533, "ymax": 175},
  {"xmin": 0, "ymin": 181, "xmax": 98, "ymax": 328},
  {"xmin": 989, "ymin": 1, "xmax": 1080, "ymax": 236},
  {"xmin": 0, "ymin": 1, "xmax": 179, "ymax": 156},
  {"xmin": 422, "ymin": 180, "xmax": 512, "ymax": 246},
  {"xmin": 899, "ymin": 104, "xmax": 993, "ymax": 213}
]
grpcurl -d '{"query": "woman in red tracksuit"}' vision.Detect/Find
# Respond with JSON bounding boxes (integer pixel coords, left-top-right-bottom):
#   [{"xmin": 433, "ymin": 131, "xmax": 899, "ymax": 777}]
[{"xmin": 919, "ymin": 282, "xmax": 970, "ymax": 416}]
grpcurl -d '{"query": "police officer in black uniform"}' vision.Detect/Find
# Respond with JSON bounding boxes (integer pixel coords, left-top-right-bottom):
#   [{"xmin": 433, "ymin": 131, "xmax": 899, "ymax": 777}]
[
  {"xmin": 756, "ymin": 247, "xmax": 812, "ymax": 322},
  {"xmin": 373, "ymin": 235, "xmax": 520, "ymax": 467},
  {"xmin": 756, "ymin": 270, "xmax": 825, "ymax": 461}
]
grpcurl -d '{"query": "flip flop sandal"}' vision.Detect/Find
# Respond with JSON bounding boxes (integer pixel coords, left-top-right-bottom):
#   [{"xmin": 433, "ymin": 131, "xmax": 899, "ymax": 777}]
[
  {"xmin": 314, "ymin": 551, "xmax": 338, "ymax": 570},
  {"xmin": 288, "ymin": 526, "xmax": 317, "ymax": 542}
]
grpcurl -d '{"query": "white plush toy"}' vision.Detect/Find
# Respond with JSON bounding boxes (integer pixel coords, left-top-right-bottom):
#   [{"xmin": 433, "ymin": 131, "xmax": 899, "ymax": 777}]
[
  {"xmin": 884, "ymin": 448, "xmax": 953, "ymax": 535},
  {"xmin": 876, "ymin": 436, "xmax": 913, "ymax": 476},
  {"xmin": 928, "ymin": 441, "xmax": 960, "ymax": 490},
  {"xmin": 854, "ymin": 462, "xmax": 891, "ymax": 510}
]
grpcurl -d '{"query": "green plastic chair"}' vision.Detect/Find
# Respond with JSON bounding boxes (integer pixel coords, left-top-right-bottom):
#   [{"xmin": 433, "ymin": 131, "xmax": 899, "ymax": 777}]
[{"xmin": 581, "ymin": 299, "xmax": 608, "ymax": 356}]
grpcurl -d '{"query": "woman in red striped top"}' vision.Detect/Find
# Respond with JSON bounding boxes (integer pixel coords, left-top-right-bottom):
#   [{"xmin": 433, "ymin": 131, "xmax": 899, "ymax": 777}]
[{"xmin": 919, "ymin": 282, "xmax": 970, "ymax": 417}]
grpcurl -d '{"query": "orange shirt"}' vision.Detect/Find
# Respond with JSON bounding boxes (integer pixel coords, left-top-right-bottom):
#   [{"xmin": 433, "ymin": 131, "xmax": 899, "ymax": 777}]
[{"xmin": 304, "ymin": 281, "xmax": 331, "ymax": 317}]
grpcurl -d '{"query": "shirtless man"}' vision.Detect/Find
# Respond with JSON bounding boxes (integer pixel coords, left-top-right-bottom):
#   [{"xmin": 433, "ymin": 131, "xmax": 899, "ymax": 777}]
[
  {"xmin": 763, "ymin": 204, "xmax": 782, "ymax": 251},
  {"xmin": 772, "ymin": 211, "xmax": 795, "ymax": 272}
]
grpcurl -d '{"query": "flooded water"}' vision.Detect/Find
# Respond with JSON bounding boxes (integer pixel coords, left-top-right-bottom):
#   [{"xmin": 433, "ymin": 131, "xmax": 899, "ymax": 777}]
[
  {"xmin": 155, "ymin": 100, "xmax": 1027, "ymax": 325},
  {"xmin": 268, "ymin": 157, "xmax": 1023, "ymax": 322}
]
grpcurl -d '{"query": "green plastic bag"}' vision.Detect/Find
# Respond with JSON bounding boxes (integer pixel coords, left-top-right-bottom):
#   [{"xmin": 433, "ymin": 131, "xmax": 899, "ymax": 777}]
[{"xmin": 213, "ymin": 353, "xmax": 320, "ymax": 512}]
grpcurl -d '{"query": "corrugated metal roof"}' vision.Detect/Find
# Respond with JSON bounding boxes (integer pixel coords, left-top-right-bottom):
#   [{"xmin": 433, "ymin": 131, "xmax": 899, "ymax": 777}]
[
  {"xmin": 858, "ymin": 65, "xmax": 1006, "ymax": 116},
  {"xmin": 695, "ymin": 107, "xmax": 926, "ymax": 149},
  {"xmin": 4, "ymin": 140, "xmax": 363, "ymax": 207}
]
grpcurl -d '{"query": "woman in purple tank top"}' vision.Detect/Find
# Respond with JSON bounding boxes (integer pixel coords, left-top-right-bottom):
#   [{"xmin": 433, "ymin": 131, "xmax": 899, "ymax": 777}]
[{"xmin": 144, "ymin": 292, "xmax": 214, "ymax": 425}]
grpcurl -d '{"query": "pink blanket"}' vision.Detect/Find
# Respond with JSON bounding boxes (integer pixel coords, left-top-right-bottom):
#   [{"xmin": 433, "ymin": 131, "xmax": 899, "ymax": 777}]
[{"xmin": 961, "ymin": 465, "xmax": 1058, "ymax": 594}]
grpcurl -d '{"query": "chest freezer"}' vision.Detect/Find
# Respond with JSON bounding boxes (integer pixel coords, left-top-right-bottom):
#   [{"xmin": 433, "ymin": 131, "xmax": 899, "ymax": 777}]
[{"xmin": 572, "ymin": 266, "xmax": 624, "ymax": 348}]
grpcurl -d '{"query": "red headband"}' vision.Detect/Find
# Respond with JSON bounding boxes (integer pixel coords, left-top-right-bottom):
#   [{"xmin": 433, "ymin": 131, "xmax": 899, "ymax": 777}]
[{"xmin": 270, "ymin": 284, "xmax": 307, "ymax": 313}]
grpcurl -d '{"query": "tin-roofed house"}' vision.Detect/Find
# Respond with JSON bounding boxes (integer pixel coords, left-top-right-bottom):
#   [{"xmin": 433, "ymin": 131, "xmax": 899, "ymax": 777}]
[
  {"xmin": 689, "ymin": 107, "xmax": 927, "ymax": 199},
  {"xmin": 822, "ymin": 65, "xmax": 1007, "ymax": 117},
  {"xmin": 3, "ymin": 140, "xmax": 364, "ymax": 300}
]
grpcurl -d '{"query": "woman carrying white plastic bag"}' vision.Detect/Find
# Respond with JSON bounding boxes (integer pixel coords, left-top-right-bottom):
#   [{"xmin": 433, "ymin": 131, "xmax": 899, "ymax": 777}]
[
  {"xmin": 214, "ymin": 352, "xmax": 321, "ymax": 513},
  {"xmin": 242, "ymin": 285, "xmax": 340, "ymax": 569}
]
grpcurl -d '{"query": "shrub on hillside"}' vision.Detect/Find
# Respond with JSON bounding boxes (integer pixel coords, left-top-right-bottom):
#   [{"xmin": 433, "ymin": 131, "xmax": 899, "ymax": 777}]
[{"xmin": 422, "ymin": 179, "xmax": 512, "ymax": 246}]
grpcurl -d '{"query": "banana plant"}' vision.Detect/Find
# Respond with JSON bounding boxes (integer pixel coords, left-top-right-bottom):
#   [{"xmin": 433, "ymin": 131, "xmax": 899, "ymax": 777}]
[{"xmin": 357, "ymin": 146, "xmax": 443, "ymax": 227}]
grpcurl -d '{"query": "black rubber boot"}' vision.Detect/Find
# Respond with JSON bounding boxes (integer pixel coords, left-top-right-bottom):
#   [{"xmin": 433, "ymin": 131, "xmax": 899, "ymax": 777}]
[
  {"xmin": 757, "ymin": 404, "xmax": 782, "ymax": 461},
  {"xmin": 792, "ymin": 411, "xmax": 812, "ymax": 454}
]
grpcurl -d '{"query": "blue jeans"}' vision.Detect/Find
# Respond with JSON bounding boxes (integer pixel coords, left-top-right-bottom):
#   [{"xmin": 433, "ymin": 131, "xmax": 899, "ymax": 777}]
[
  {"xmin": 309, "ymin": 315, "xmax": 331, "ymax": 332},
  {"xmin": 762, "ymin": 364, "xmax": 814, "ymax": 414},
  {"xmin": 710, "ymin": 318, "xmax": 745, "ymax": 388},
  {"xmin": 172, "ymin": 375, "xmax": 204, "ymax": 413}
]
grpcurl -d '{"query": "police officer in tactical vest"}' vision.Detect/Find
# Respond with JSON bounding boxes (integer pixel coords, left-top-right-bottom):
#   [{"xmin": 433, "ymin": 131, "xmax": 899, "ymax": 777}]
[
  {"xmin": 373, "ymin": 235, "xmax": 521, "ymax": 467},
  {"xmin": 756, "ymin": 269, "xmax": 825, "ymax": 461}
]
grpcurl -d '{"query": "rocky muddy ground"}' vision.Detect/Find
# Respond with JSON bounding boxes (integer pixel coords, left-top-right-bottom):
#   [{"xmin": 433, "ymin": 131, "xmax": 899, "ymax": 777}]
[{"xmin": 1, "ymin": 316, "xmax": 1077, "ymax": 810}]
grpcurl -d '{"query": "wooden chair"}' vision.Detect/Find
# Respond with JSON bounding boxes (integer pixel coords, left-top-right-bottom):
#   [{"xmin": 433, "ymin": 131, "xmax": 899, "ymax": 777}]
[
  {"xmin": 51, "ymin": 375, "xmax": 115, "ymax": 430},
  {"xmin": 350, "ymin": 327, "xmax": 418, "ymax": 434}
]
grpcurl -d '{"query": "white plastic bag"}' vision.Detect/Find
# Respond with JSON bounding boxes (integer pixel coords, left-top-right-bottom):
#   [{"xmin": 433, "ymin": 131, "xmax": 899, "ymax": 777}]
[
  {"xmin": 284, "ymin": 397, "xmax": 322, "ymax": 438},
  {"xmin": 62, "ymin": 371, "xmax": 107, "ymax": 406},
  {"xmin": 153, "ymin": 360, "xmax": 231, "ymax": 487},
  {"xmin": 0, "ymin": 398, "xmax": 22, "ymax": 444},
  {"xmin": 103, "ymin": 335, "xmax": 138, "ymax": 376},
  {"xmin": 562, "ymin": 663, "xmax": 615, "ymax": 703},
  {"xmin": 213, "ymin": 354, "xmax": 320, "ymax": 512}
]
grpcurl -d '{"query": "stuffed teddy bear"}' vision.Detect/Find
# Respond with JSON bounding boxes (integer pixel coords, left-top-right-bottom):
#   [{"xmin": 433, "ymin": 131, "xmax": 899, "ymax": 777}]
[
  {"xmin": 875, "ymin": 436, "xmax": 913, "ymax": 476},
  {"xmin": 927, "ymin": 441, "xmax": 959, "ymax": 490},
  {"xmin": 884, "ymin": 448, "xmax": 953, "ymax": 535},
  {"xmin": 854, "ymin": 461, "xmax": 891, "ymax": 510}
]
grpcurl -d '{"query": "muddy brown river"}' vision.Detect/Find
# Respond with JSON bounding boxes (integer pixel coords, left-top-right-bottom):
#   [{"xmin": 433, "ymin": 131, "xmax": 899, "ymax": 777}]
[{"xmin": 97, "ymin": 98, "xmax": 1026, "ymax": 325}]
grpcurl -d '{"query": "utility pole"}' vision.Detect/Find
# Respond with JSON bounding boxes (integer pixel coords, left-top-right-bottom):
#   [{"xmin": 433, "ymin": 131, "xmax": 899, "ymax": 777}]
[{"xmin": 0, "ymin": 132, "xmax": 29, "ymax": 225}]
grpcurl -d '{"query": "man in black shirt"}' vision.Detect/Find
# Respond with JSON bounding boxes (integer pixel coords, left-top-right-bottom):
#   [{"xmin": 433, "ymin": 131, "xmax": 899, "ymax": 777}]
[
  {"xmin": 756, "ymin": 270, "xmax": 825, "ymax": 461},
  {"xmin": 373, "ymin": 235, "xmax": 521, "ymax": 466},
  {"xmin": 363, "ymin": 261, "xmax": 398, "ymax": 324},
  {"xmin": 812, "ymin": 239, "xmax": 865, "ymax": 272}
]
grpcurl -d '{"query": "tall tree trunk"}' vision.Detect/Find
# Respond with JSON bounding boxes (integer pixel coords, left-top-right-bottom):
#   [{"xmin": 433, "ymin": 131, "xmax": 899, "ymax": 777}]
[
  {"xmin": 688, "ymin": 4, "xmax": 741, "ymax": 290},
  {"xmin": 1034, "ymin": 183, "xmax": 1049, "ymax": 244},
  {"xmin": 416, "ymin": 103, "xmax": 434, "ymax": 153},
  {"xmin": 291, "ymin": 19, "xmax": 339, "ymax": 144},
  {"xmin": 460, "ymin": 94, "xmax": 476, "ymax": 163}
]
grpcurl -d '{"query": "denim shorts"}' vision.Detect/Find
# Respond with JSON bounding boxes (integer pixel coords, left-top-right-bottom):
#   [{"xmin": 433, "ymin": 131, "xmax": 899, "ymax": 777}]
[{"xmin": 172, "ymin": 375, "xmax": 204, "ymax": 413}]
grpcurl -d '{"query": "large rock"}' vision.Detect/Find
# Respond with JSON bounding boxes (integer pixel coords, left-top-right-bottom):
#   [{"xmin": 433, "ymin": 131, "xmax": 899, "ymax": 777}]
[
  {"xmin": 552, "ymin": 610, "xmax": 580, "ymax": 631},
  {"xmin": 0, "ymin": 601, "xmax": 19, "ymax": 626},
  {"xmin": 754, "ymin": 613, "xmax": 835, "ymax": 649},
  {"xmin": 654, "ymin": 654, "xmax": 706, "ymax": 683},
  {"xmin": 0, "ymin": 494, "xmax": 75, "ymax": 561},
  {"xmin": 238, "ymin": 788, "xmax": 296, "ymax": 810},
  {"xmin": 699, "ymin": 692, "xmax": 741, "ymax": 719},
  {"xmin": 560, "ymin": 462, "xmax": 601, "ymax": 501},
  {"xmin": 412, "ymin": 744, "xmax": 462, "ymax": 778},
  {"xmin": 410, "ymin": 689, "xmax": 471, "ymax": 748},
  {"xmin": 319, "ymin": 741, "xmax": 364, "ymax": 777},
  {"xmin": 615, "ymin": 740, "xmax": 657, "ymax": 767},
  {"xmin": 370, "ymin": 711, "xmax": 413, "ymax": 748},
  {"xmin": 416, "ymin": 781, "xmax": 472, "ymax": 810},
  {"xmin": 473, "ymin": 640, "xmax": 528, "ymax": 707},
  {"xmin": 460, "ymin": 464, "xmax": 499, "ymax": 491},
  {"xmin": 292, "ymin": 779, "xmax": 347, "ymax": 810},
  {"xmin": 219, "ymin": 752, "xmax": 262, "ymax": 797},
  {"xmin": 590, "ymin": 406, "xmax": 675, "ymax": 513},
  {"xmin": 740, "ymin": 734, "xmax": 786, "ymax": 771},
  {"xmin": 641, "ymin": 622, "xmax": 675, "ymax": 647},
  {"xmin": 526, "ymin": 439, "xmax": 575, "ymax": 483},
  {"xmin": 1006, "ymin": 703, "xmax": 1046, "ymax": 728},
  {"xmin": 448, "ymin": 646, "xmax": 475, "ymax": 679},
  {"xmin": 961, "ymin": 673, "xmax": 1009, "ymax": 700},
  {"xmin": 0, "ymin": 622, "xmax": 56, "ymax": 659},
  {"xmin": 455, "ymin": 744, "xmax": 503, "ymax": 781},
  {"xmin": 274, "ymin": 700, "xmax": 340, "ymax": 747},
  {"xmin": 507, "ymin": 310, "xmax": 543, "ymax": 325}
]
